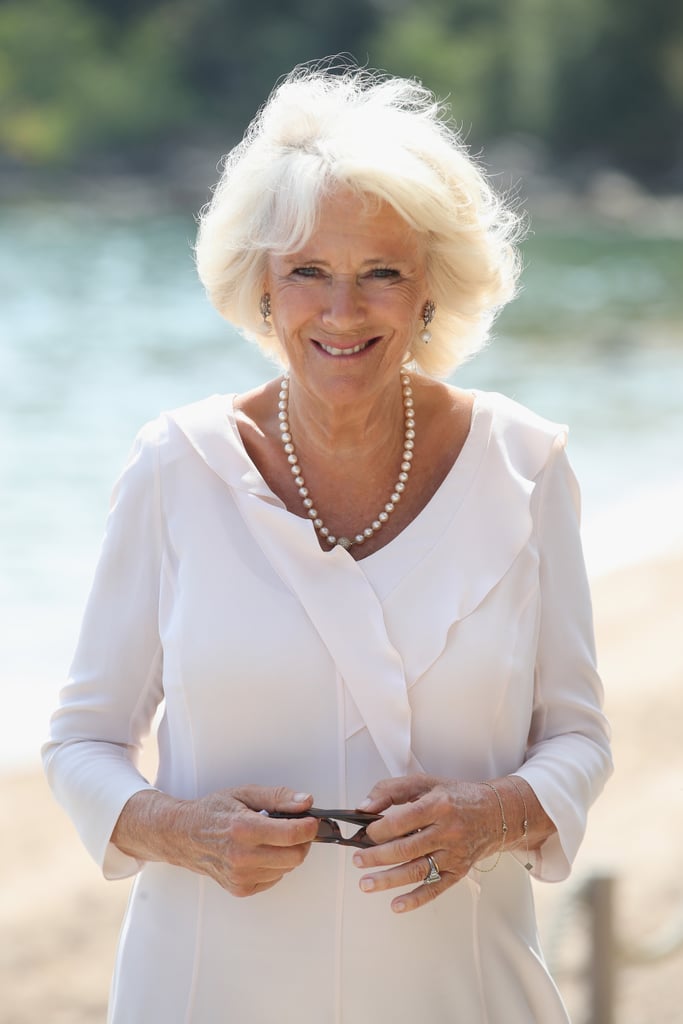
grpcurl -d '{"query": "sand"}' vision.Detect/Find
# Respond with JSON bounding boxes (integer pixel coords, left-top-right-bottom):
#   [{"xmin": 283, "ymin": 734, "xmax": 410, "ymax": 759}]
[{"xmin": 2, "ymin": 553, "xmax": 682, "ymax": 1024}]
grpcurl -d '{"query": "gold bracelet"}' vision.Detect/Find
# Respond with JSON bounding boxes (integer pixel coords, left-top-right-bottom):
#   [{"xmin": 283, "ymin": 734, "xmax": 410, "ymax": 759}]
[
  {"xmin": 508, "ymin": 776, "xmax": 532, "ymax": 871},
  {"xmin": 474, "ymin": 781, "xmax": 508, "ymax": 873}
]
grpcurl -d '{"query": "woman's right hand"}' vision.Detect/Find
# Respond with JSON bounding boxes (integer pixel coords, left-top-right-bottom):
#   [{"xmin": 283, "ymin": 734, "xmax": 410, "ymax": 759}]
[{"xmin": 111, "ymin": 785, "xmax": 320, "ymax": 897}]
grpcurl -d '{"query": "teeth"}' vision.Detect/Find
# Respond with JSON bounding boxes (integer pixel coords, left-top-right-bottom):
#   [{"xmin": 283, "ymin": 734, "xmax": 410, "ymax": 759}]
[{"xmin": 319, "ymin": 339, "xmax": 371, "ymax": 356}]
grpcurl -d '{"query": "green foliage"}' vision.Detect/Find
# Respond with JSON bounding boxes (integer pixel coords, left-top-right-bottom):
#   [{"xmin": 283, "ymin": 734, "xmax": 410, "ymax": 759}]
[
  {"xmin": 0, "ymin": 0, "xmax": 681, "ymax": 184},
  {"xmin": 546, "ymin": 0, "xmax": 683, "ymax": 178},
  {"xmin": 366, "ymin": 0, "xmax": 683, "ymax": 183},
  {"xmin": 0, "ymin": 0, "xmax": 191, "ymax": 163},
  {"xmin": 368, "ymin": 8, "xmax": 506, "ymax": 139}
]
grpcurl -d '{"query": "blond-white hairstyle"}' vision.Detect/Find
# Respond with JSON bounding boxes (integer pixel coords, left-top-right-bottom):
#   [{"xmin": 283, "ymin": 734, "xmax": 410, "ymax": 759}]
[{"xmin": 195, "ymin": 64, "xmax": 523, "ymax": 378}]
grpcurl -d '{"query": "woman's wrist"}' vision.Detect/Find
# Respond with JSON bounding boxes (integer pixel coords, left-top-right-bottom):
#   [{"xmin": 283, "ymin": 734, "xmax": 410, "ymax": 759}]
[
  {"xmin": 111, "ymin": 789, "xmax": 192, "ymax": 866},
  {"xmin": 473, "ymin": 781, "xmax": 509, "ymax": 871},
  {"xmin": 472, "ymin": 775, "xmax": 555, "ymax": 873},
  {"xmin": 495, "ymin": 775, "xmax": 555, "ymax": 855}
]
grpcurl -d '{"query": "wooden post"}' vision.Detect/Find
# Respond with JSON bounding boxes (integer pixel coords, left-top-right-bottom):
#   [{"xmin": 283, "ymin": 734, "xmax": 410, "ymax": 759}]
[{"xmin": 585, "ymin": 874, "xmax": 617, "ymax": 1024}]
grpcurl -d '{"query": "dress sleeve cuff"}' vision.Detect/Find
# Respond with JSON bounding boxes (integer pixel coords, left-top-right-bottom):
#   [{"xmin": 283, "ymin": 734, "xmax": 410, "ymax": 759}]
[{"xmin": 43, "ymin": 737, "xmax": 157, "ymax": 880}]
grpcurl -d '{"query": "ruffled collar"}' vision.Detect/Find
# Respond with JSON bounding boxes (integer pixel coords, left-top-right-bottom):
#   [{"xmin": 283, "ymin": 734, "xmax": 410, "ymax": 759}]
[{"xmin": 167, "ymin": 391, "xmax": 564, "ymax": 776}]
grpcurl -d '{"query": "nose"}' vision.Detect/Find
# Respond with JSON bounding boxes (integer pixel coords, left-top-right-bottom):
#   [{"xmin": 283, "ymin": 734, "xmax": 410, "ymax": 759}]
[{"xmin": 320, "ymin": 277, "xmax": 366, "ymax": 331}]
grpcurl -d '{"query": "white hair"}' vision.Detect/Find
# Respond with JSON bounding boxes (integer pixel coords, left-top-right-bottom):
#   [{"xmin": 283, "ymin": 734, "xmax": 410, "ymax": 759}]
[{"xmin": 195, "ymin": 64, "xmax": 523, "ymax": 378}]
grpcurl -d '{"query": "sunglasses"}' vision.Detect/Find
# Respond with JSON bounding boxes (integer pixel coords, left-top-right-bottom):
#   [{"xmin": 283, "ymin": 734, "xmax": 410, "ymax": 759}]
[{"xmin": 266, "ymin": 807, "xmax": 383, "ymax": 848}]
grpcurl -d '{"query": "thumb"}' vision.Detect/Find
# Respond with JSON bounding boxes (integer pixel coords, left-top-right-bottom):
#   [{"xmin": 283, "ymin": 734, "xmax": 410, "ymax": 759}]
[
  {"xmin": 358, "ymin": 774, "xmax": 435, "ymax": 812},
  {"xmin": 269, "ymin": 787, "xmax": 315, "ymax": 814},
  {"xmin": 234, "ymin": 785, "xmax": 314, "ymax": 814}
]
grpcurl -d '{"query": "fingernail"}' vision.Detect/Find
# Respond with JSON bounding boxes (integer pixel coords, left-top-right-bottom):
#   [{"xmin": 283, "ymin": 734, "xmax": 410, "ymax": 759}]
[
  {"xmin": 358, "ymin": 797, "xmax": 371, "ymax": 809},
  {"xmin": 352, "ymin": 853, "xmax": 364, "ymax": 868},
  {"xmin": 360, "ymin": 877, "xmax": 375, "ymax": 892},
  {"xmin": 393, "ymin": 900, "xmax": 406, "ymax": 913},
  {"xmin": 293, "ymin": 792, "xmax": 311, "ymax": 802}
]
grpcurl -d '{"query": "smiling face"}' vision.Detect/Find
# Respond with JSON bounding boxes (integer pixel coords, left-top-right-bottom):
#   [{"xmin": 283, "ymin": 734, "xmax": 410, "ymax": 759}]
[{"xmin": 264, "ymin": 189, "xmax": 430, "ymax": 408}]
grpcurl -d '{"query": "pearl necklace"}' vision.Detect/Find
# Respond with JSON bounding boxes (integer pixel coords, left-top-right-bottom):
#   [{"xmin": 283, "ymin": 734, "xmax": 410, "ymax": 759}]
[{"xmin": 278, "ymin": 371, "xmax": 415, "ymax": 550}]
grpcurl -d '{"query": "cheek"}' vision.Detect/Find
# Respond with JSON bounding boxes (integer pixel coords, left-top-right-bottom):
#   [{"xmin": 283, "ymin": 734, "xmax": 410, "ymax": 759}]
[
  {"xmin": 271, "ymin": 285, "xmax": 317, "ymax": 324},
  {"xmin": 385, "ymin": 279, "xmax": 427, "ymax": 311},
  {"xmin": 381, "ymin": 293, "xmax": 423, "ymax": 328}
]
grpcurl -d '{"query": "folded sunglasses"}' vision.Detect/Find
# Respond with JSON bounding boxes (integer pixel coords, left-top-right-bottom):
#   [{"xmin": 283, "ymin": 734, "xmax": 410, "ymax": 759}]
[{"xmin": 264, "ymin": 807, "xmax": 383, "ymax": 848}]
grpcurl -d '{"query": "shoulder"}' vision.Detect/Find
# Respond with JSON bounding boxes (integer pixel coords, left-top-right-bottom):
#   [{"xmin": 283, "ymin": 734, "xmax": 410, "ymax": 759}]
[
  {"xmin": 474, "ymin": 389, "xmax": 569, "ymax": 480},
  {"xmin": 475, "ymin": 389, "xmax": 566, "ymax": 437},
  {"xmin": 434, "ymin": 382, "xmax": 564, "ymax": 438},
  {"xmin": 131, "ymin": 394, "xmax": 234, "ymax": 459}
]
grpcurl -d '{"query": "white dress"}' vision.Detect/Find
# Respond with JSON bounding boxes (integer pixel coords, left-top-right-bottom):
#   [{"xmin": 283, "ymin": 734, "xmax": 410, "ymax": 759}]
[{"xmin": 43, "ymin": 389, "xmax": 612, "ymax": 1023}]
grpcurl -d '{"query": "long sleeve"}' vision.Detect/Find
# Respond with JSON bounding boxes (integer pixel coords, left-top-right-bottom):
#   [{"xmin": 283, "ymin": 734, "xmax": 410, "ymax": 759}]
[
  {"xmin": 514, "ymin": 435, "xmax": 613, "ymax": 881},
  {"xmin": 42, "ymin": 421, "xmax": 165, "ymax": 880}
]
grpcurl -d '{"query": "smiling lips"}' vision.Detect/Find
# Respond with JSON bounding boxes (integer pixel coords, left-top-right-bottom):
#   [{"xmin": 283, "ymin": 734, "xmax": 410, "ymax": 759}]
[{"xmin": 316, "ymin": 338, "xmax": 378, "ymax": 357}]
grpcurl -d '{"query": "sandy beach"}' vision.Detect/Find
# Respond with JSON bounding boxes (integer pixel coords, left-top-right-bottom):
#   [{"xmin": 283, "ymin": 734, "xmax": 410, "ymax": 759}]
[{"xmin": 2, "ymin": 553, "xmax": 681, "ymax": 1024}]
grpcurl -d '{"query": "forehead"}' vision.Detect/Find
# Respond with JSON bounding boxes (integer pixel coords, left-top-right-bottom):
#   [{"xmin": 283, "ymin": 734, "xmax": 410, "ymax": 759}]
[
  {"xmin": 268, "ymin": 190, "xmax": 423, "ymax": 272},
  {"xmin": 283, "ymin": 188, "xmax": 425, "ymax": 262},
  {"xmin": 316, "ymin": 188, "xmax": 407, "ymax": 230},
  {"xmin": 307, "ymin": 192, "xmax": 419, "ymax": 253}
]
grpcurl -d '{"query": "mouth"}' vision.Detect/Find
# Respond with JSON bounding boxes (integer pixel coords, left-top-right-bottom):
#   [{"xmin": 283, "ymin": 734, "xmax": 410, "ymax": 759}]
[{"xmin": 314, "ymin": 337, "xmax": 380, "ymax": 357}]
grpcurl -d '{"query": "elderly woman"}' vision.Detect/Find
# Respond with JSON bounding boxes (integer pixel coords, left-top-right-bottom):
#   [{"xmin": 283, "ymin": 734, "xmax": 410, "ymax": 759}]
[{"xmin": 44, "ymin": 66, "xmax": 612, "ymax": 1023}]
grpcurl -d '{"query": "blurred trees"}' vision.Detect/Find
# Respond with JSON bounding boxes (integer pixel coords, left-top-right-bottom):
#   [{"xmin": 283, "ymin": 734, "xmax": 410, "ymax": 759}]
[
  {"xmin": 0, "ymin": 0, "xmax": 191, "ymax": 164},
  {"xmin": 370, "ymin": 0, "xmax": 683, "ymax": 185},
  {"xmin": 0, "ymin": 0, "xmax": 681, "ymax": 186}
]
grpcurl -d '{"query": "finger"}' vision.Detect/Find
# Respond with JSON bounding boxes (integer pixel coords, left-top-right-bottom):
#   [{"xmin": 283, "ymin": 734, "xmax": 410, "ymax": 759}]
[
  {"xmin": 228, "ymin": 785, "xmax": 318, "ymax": 846},
  {"xmin": 353, "ymin": 823, "xmax": 440, "ymax": 869},
  {"xmin": 390, "ymin": 877, "xmax": 451, "ymax": 914},
  {"xmin": 226, "ymin": 843, "xmax": 312, "ymax": 880},
  {"xmin": 358, "ymin": 853, "xmax": 444, "ymax": 895},
  {"xmin": 222, "ymin": 868, "xmax": 291, "ymax": 897},
  {"xmin": 230, "ymin": 809, "xmax": 318, "ymax": 849},
  {"xmin": 230, "ymin": 878, "xmax": 281, "ymax": 898},
  {"xmin": 361, "ymin": 791, "xmax": 442, "ymax": 849},
  {"xmin": 358, "ymin": 774, "xmax": 436, "ymax": 813},
  {"xmin": 236, "ymin": 837, "xmax": 315, "ymax": 872},
  {"xmin": 232, "ymin": 785, "xmax": 314, "ymax": 814}
]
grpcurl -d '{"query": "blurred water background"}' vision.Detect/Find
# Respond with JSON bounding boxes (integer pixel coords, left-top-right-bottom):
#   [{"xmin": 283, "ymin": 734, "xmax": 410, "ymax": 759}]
[{"xmin": 2, "ymin": 200, "xmax": 682, "ymax": 770}]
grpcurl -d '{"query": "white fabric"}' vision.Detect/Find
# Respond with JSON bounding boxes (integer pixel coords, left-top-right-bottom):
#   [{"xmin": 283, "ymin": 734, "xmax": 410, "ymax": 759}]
[{"xmin": 43, "ymin": 389, "xmax": 612, "ymax": 1023}]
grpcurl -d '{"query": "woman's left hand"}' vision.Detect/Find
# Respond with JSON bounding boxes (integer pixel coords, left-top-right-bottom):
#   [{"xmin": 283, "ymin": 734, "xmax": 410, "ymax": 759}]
[{"xmin": 353, "ymin": 774, "xmax": 505, "ymax": 913}]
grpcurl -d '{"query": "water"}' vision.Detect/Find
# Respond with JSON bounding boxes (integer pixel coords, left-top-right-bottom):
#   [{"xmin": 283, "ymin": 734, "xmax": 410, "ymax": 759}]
[{"xmin": 2, "ymin": 204, "xmax": 682, "ymax": 770}]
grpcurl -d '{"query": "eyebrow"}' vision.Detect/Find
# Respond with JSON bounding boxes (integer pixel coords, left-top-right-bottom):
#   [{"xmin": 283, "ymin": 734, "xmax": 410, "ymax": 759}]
[{"xmin": 278, "ymin": 255, "xmax": 409, "ymax": 268}]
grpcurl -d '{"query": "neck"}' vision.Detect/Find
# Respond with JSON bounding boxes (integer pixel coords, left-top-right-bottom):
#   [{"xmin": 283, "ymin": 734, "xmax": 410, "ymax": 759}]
[
  {"xmin": 278, "ymin": 370, "xmax": 415, "ymax": 552},
  {"xmin": 284, "ymin": 373, "xmax": 408, "ymax": 463}
]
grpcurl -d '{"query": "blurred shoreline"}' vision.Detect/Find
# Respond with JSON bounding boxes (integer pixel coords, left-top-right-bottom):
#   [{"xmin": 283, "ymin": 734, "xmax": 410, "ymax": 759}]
[
  {"xmin": 2, "ymin": 547, "xmax": 681, "ymax": 1023},
  {"xmin": 3, "ymin": 145, "xmax": 683, "ymax": 236}
]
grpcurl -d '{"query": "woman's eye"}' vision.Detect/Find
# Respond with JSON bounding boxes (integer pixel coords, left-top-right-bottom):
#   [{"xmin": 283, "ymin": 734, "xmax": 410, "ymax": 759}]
[
  {"xmin": 292, "ymin": 266, "xmax": 321, "ymax": 278},
  {"xmin": 369, "ymin": 268, "xmax": 400, "ymax": 279},
  {"xmin": 290, "ymin": 266, "xmax": 399, "ymax": 281}
]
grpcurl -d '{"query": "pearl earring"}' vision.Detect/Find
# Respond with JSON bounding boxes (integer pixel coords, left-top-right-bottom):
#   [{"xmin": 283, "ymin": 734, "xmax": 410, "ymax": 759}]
[{"xmin": 420, "ymin": 300, "xmax": 435, "ymax": 343}]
